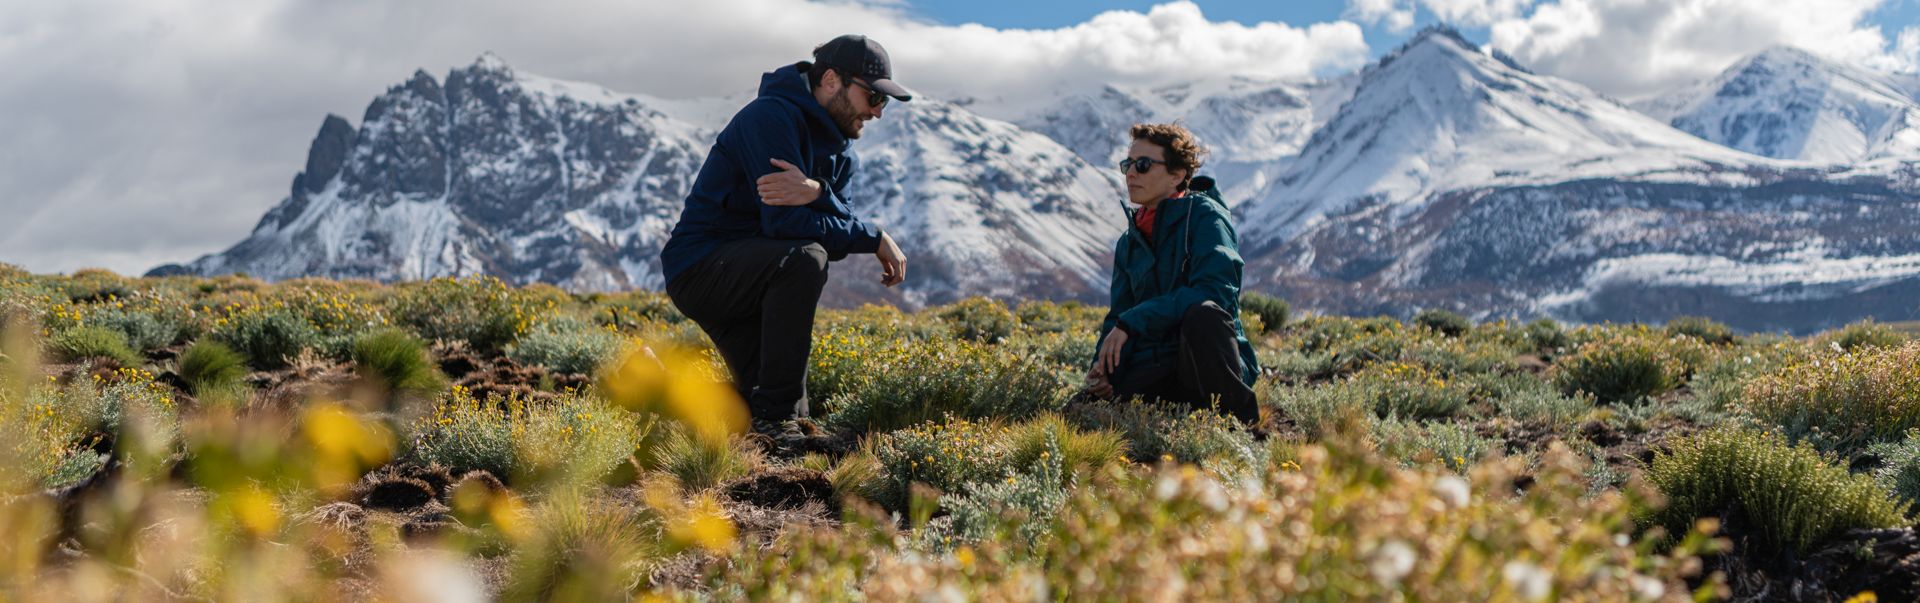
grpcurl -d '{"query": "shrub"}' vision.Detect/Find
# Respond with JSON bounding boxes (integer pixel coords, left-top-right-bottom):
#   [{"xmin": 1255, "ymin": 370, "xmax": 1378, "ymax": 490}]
[
  {"xmin": 1738, "ymin": 341, "xmax": 1920, "ymax": 453},
  {"xmin": 508, "ymin": 317, "xmax": 626, "ymax": 376},
  {"xmin": 212, "ymin": 308, "xmax": 320, "ymax": 370},
  {"xmin": 1239, "ymin": 291, "xmax": 1290, "ymax": 334},
  {"xmin": 177, "ymin": 340, "xmax": 249, "ymax": 402},
  {"xmin": 351, "ymin": 329, "xmax": 444, "ymax": 395},
  {"xmin": 90, "ymin": 308, "xmax": 180, "ymax": 352},
  {"xmin": 1644, "ymin": 427, "xmax": 1907, "ymax": 555},
  {"xmin": 1412, "ymin": 308, "xmax": 1471, "ymax": 337},
  {"xmin": 49, "ymin": 325, "xmax": 142, "ymax": 367},
  {"xmin": 870, "ymin": 417, "xmax": 1015, "ymax": 509},
  {"xmin": 651, "ymin": 427, "xmax": 758, "ymax": 492},
  {"xmin": 1004, "ymin": 414, "xmax": 1129, "ymax": 484},
  {"xmin": 1485, "ymin": 373, "xmax": 1594, "ymax": 429},
  {"xmin": 591, "ymin": 290, "xmax": 687, "ymax": 330},
  {"xmin": 1689, "ymin": 340, "xmax": 1817, "ymax": 412},
  {"xmin": 1013, "ymin": 300, "xmax": 1103, "ymax": 335},
  {"xmin": 1521, "ymin": 318, "xmax": 1570, "ymax": 355},
  {"xmin": 1549, "ymin": 334, "xmax": 1687, "ymax": 405},
  {"xmin": 944, "ymin": 435, "xmax": 1068, "ymax": 547},
  {"xmin": 1347, "ymin": 362, "xmax": 1473, "ymax": 420},
  {"xmin": 1001, "ymin": 330, "xmax": 1096, "ymax": 376},
  {"xmin": 935, "ymin": 297, "xmax": 1018, "ymax": 344},
  {"xmin": 1069, "ymin": 400, "xmax": 1263, "ymax": 473},
  {"xmin": 1372, "ymin": 420, "xmax": 1493, "ymax": 473},
  {"xmin": 1663, "ymin": 316, "xmax": 1734, "ymax": 346},
  {"xmin": 812, "ymin": 335, "xmax": 1069, "ymax": 433},
  {"xmin": 1866, "ymin": 430, "xmax": 1920, "ymax": 512},
  {"xmin": 502, "ymin": 494, "xmax": 663, "ymax": 602},
  {"xmin": 390, "ymin": 277, "xmax": 523, "ymax": 352},
  {"xmin": 408, "ymin": 388, "xmax": 642, "ymax": 485},
  {"xmin": 1817, "ymin": 319, "xmax": 1907, "ymax": 353}
]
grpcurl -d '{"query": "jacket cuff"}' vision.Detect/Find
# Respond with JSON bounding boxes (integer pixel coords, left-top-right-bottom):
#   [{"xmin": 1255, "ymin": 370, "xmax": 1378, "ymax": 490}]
[{"xmin": 810, "ymin": 177, "xmax": 831, "ymax": 204}]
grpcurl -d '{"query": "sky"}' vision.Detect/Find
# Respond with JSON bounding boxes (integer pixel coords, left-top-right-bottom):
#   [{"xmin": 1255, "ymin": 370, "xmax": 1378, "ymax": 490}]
[{"xmin": 1, "ymin": 0, "xmax": 1917, "ymax": 276}]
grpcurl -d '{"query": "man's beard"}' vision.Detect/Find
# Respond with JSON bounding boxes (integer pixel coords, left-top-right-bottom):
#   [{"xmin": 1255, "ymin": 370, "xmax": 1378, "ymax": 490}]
[{"xmin": 825, "ymin": 88, "xmax": 864, "ymax": 139}]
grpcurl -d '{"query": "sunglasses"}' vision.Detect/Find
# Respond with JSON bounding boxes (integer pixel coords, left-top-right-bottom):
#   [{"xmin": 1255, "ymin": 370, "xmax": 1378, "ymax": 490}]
[
  {"xmin": 1118, "ymin": 156, "xmax": 1167, "ymax": 175},
  {"xmin": 847, "ymin": 78, "xmax": 888, "ymax": 109}
]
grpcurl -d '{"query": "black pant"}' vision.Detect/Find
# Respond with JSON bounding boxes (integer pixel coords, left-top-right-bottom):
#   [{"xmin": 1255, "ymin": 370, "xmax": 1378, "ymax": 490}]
[
  {"xmin": 1111, "ymin": 301, "xmax": 1259, "ymax": 424},
  {"xmin": 665, "ymin": 238, "xmax": 829, "ymax": 420}
]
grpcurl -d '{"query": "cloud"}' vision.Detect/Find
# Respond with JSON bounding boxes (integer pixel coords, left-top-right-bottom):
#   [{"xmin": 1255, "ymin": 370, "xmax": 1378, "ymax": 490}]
[
  {"xmin": 0, "ymin": 0, "xmax": 1368, "ymax": 275},
  {"xmin": 1345, "ymin": 0, "xmax": 1534, "ymax": 31},
  {"xmin": 1487, "ymin": 0, "xmax": 1911, "ymax": 99}
]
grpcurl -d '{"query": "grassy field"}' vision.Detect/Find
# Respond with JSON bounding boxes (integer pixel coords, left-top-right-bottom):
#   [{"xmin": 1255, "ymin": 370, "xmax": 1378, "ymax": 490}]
[{"xmin": 2, "ymin": 265, "xmax": 1918, "ymax": 601}]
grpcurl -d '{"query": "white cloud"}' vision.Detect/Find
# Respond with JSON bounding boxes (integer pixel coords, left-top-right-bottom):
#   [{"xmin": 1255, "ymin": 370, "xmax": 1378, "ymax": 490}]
[
  {"xmin": 1487, "ymin": 0, "xmax": 1910, "ymax": 99},
  {"xmin": 1345, "ymin": 0, "xmax": 1533, "ymax": 31},
  {"xmin": 0, "ymin": 0, "xmax": 1369, "ymax": 275},
  {"xmin": 1347, "ymin": 0, "xmax": 1416, "ymax": 32}
]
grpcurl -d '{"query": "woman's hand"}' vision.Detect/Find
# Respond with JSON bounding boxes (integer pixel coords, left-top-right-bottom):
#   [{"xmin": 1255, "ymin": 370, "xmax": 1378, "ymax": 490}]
[{"xmin": 1096, "ymin": 328, "xmax": 1128, "ymax": 376}]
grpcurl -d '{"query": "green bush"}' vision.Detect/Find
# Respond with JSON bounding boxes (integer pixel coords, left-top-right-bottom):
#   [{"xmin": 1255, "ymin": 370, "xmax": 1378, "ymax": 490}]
[
  {"xmin": 91, "ymin": 308, "xmax": 180, "ymax": 352},
  {"xmin": 1013, "ymin": 301, "xmax": 1103, "ymax": 335},
  {"xmin": 1644, "ymin": 427, "xmax": 1907, "ymax": 555},
  {"xmin": 1346, "ymin": 362, "xmax": 1473, "ymax": 419},
  {"xmin": 1239, "ymin": 292, "xmax": 1290, "ymax": 334},
  {"xmin": 1371, "ymin": 419, "xmax": 1492, "ymax": 473},
  {"xmin": 944, "ymin": 435, "xmax": 1068, "ymax": 547},
  {"xmin": 351, "ymin": 329, "xmax": 444, "ymax": 395},
  {"xmin": 651, "ymin": 427, "xmax": 758, "ymax": 492},
  {"xmin": 1069, "ymin": 400, "xmax": 1263, "ymax": 472},
  {"xmin": 1549, "ymin": 334, "xmax": 1687, "ymax": 405},
  {"xmin": 1412, "ymin": 308, "xmax": 1471, "ymax": 337},
  {"xmin": 1818, "ymin": 319, "xmax": 1907, "ymax": 353},
  {"xmin": 591, "ymin": 290, "xmax": 687, "ymax": 329},
  {"xmin": 390, "ymin": 277, "xmax": 523, "ymax": 352},
  {"xmin": 1663, "ymin": 316, "xmax": 1734, "ymax": 346},
  {"xmin": 935, "ymin": 297, "xmax": 1018, "ymax": 343},
  {"xmin": 1521, "ymin": 318, "xmax": 1570, "ymax": 355},
  {"xmin": 1737, "ymin": 342, "xmax": 1920, "ymax": 453},
  {"xmin": 49, "ymin": 325, "xmax": 142, "ymax": 366},
  {"xmin": 1004, "ymin": 414, "xmax": 1129, "ymax": 484},
  {"xmin": 409, "ymin": 390, "xmax": 643, "ymax": 485},
  {"xmin": 212, "ymin": 308, "xmax": 320, "ymax": 370},
  {"xmin": 177, "ymin": 340, "xmax": 249, "ymax": 402},
  {"xmin": 870, "ymin": 416, "xmax": 1015, "ymax": 509},
  {"xmin": 1485, "ymin": 373, "xmax": 1594, "ymax": 429},
  {"xmin": 812, "ymin": 334, "xmax": 1069, "ymax": 433},
  {"xmin": 1865, "ymin": 430, "xmax": 1920, "ymax": 512},
  {"xmin": 508, "ymin": 317, "xmax": 626, "ymax": 376}
]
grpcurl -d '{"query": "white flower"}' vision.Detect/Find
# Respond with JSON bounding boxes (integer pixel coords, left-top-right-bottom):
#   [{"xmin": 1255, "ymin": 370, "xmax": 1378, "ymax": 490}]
[
  {"xmin": 1244, "ymin": 522, "xmax": 1270, "ymax": 554},
  {"xmin": 1370, "ymin": 540, "xmax": 1417, "ymax": 585},
  {"xmin": 1196, "ymin": 478, "xmax": 1229, "ymax": 512},
  {"xmin": 1432, "ymin": 475, "xmax": 1470, "ymax": 508},
  {"xmin": 1154, "ymin": 472, "xmax": 1181, "ymax": 500},
  {"xmin": 1502, "ymin": 560, "xmax": 1551, "ymax": 601},
  {"xmin": 1629, "ymin": 574, "xmax": 1665, "ymax": 600},
  {"xmin": 918, "ymin": 585, "xmax": 965, "ymax": 603}
]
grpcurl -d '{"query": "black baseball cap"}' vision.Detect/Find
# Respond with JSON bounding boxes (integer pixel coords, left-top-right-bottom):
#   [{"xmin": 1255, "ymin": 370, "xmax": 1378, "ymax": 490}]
[{"xmin": 813, "ymin": 34, "xmax": 912, "ymax": 102}]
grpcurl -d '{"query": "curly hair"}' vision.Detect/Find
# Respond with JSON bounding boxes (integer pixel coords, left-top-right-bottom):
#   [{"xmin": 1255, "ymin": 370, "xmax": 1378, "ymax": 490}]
[{"xmin": 1129, "ymin": 123, "xmax": 1209, "ymax": 191}]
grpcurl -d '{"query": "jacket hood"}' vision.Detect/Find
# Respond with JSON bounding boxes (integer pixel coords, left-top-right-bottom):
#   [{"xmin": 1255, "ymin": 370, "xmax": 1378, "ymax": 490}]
[{"xmin": 758, "ymin": 62, "xmax": 848, "ymax": 152}]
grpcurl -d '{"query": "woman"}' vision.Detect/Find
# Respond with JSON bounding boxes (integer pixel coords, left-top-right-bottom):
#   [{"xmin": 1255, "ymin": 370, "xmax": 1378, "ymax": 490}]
[{"xmin": 1086, "ymin": 123, "xmax": 1260, "ymax": 424}]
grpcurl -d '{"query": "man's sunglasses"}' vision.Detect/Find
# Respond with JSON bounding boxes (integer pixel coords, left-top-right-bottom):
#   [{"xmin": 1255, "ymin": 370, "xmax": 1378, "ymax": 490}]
[
  {"xmin": 848, "ymin": 78, "xmax": 888, "ymax": 109},
  {"xmin": 1118, "ymin": 156, "xmax": 1166, "ymax": 175}
]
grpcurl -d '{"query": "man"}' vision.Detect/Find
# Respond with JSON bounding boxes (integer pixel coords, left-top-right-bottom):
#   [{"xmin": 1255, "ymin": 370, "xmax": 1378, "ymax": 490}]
[
  {"xmin": 1086, "ymin": 123, "xmax": 1260, "ymax": 424},
  {"xmin": 659, "ymin": 35, "xmax": 911, "ymax": 428}
]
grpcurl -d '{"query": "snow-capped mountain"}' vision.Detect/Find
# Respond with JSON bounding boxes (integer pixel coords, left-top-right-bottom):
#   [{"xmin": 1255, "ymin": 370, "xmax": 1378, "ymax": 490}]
[
  {"xmin": 1637, "ymin": 46, "xmax": 1920, "ymax": 163},
  {"xmin": 1236, "ymin": 28, "xmax": 1920, "ymax": 332},
  {"xmin": 1004, "ymin": 76, "xmax": 1356, "ymax": 204},
  {"xmin": 159, "ymin": 55, "xmax": 1125, "ymax": 306},
  {"xmin": 157, "ymin": 32, "xmax": 1920, "ymax": 332}
]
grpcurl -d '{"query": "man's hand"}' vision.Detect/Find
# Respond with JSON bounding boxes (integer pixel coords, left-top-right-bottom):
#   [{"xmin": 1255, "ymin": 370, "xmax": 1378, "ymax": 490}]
[
  {"xmin": 876, "ymin": 232, "xmax": 906, "ymax": 287},
  {"xmin": 756, "ymin": 158, "xmax": 821, "ymax": 206},
  {"xmin": 1096, "ymin": 328, "xmax": 1128, "ymax": 376}
]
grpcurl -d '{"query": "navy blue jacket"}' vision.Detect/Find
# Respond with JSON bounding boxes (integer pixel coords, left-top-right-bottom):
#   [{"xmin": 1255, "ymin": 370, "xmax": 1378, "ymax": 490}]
[{"xmin": 659, "ymin": 62, "xmax": 884, "ymax": 286}]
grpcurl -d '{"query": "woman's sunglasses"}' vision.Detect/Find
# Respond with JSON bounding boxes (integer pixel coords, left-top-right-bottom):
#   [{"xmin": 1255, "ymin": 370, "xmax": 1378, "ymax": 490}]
[
  {"xmin": 848, "ymin": 78, "xmax": 889, "ymax": 109},
  {"xmin": 1118, "ymin": 156, "xmax": 1165, "ymax": 175}
]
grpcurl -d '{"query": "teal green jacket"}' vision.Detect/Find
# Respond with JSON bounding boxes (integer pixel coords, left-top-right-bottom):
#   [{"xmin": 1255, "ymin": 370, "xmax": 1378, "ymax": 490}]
[{"xmin": 1096, "ymin": 176, "xmax": 1260, "ymax": 386}]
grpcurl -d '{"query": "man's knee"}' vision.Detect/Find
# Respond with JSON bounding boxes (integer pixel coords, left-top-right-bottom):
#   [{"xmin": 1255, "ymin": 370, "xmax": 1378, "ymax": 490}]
[{"xmin": 776, "ymin": 242, "xmax": 830, "ymax": 283}]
